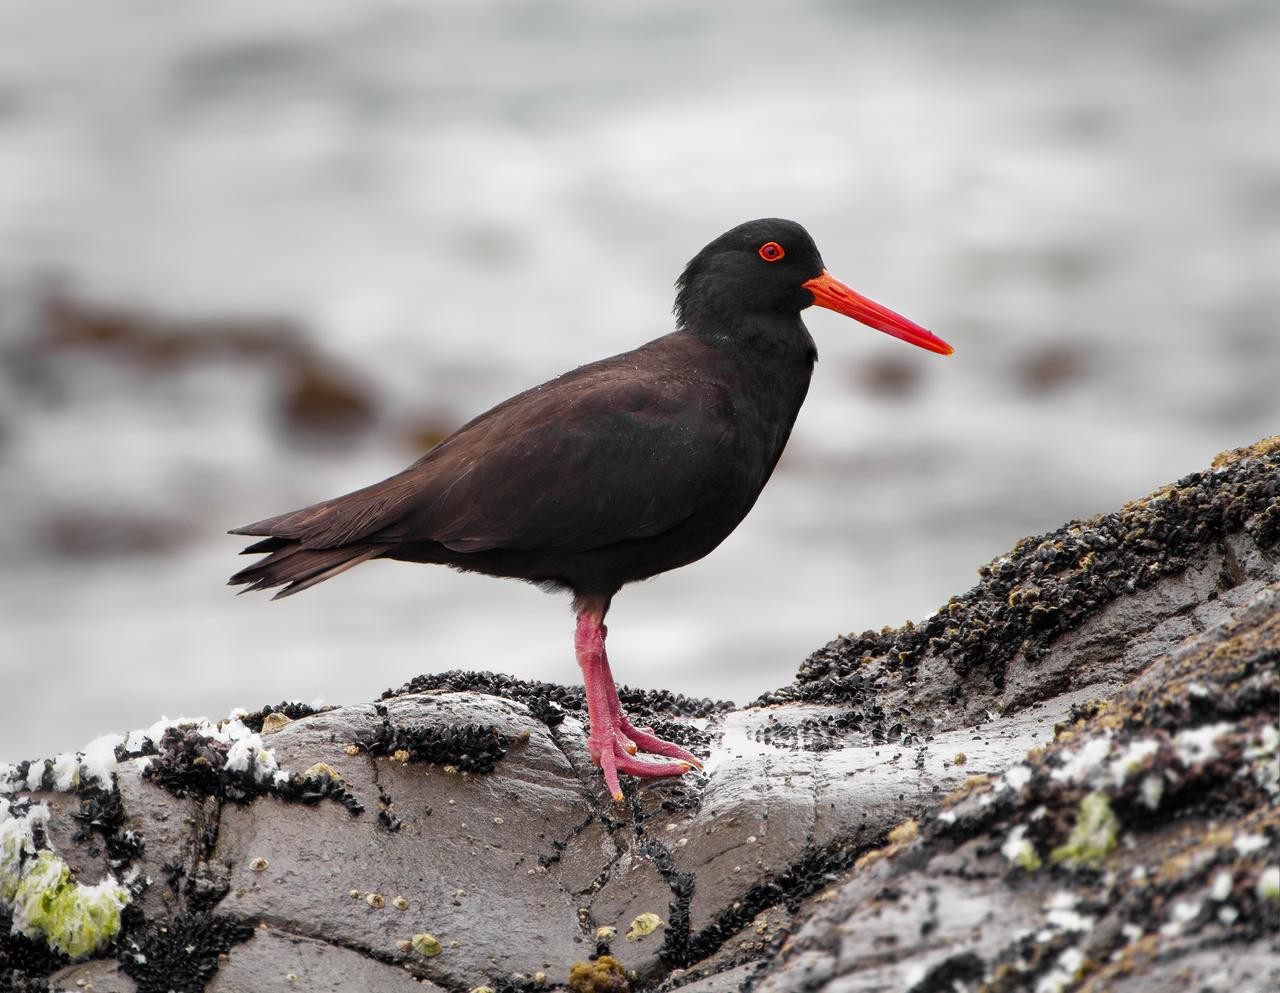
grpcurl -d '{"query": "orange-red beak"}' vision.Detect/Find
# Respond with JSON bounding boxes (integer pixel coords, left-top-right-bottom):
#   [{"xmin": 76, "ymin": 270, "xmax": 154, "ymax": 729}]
[{"xmin": 803, "ymin": 270, "xmax": 953, "ymax": 356}]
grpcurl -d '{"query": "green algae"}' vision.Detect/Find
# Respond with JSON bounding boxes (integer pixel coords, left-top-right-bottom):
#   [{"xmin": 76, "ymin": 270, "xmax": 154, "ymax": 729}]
[
  {"xmin": 1001, "ymin": 824, "xmax": 1042, "ymax": 871},
  {"xmin": 1051, "ymin": 791, "xmax": 1120, "ymax": 870},
  {"xmin": 10, "ymin": 851, "xmax": 129, "ymax": 959},
  {"xmin": 1260, "ymin": 866, "xmax": 1279, "ymax": 904},
  {"xmin": 1013, "ymin": 840, "xmax": 1043, "ymax": 872},
  {"xmin": 1, "ymin": 802, "xmax": 130, "ymax": 960},
  {"xmin": 1016, "ymin": 846, "xmax": 1043, "ymax": 872}
]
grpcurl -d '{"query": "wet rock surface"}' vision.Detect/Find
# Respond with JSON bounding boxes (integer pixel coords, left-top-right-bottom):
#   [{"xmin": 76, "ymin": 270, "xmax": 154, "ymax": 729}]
[
  {"xmin": 754, "ymin": 583, "xmax": 1280, "ymax": 993},
  {"xmin": 764, "ymin": 435, "xmax": 1280, "ymax": 727},
  {"xmin": 2, "ymin": 436, "xmax": 1277, "ymax": 992}
]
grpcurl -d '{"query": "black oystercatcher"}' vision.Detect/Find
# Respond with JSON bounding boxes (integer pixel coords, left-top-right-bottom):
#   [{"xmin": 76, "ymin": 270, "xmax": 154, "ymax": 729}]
[{"xmin": 230, "ymin": 219, "xmax": 952, "ymax": 801}]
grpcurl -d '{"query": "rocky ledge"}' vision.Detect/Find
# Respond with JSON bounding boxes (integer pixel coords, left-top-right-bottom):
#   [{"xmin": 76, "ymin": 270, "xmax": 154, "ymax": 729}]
[{"xmin": 2, "ymin": 436, "xmax": 1278, "ymax": 993}]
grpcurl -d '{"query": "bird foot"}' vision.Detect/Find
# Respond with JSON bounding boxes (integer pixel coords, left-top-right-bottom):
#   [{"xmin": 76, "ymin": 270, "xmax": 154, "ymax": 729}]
[
  {"xmin": 574, "ymin": 605, "xmax": 703, "ymax": 802},
  {"xmin": 614, "ymin": 716, "xmax": 703, "ymax": 769},
  {"xmin": 587, "ymin": 727, "xmax": 696, "ymax": 803}
]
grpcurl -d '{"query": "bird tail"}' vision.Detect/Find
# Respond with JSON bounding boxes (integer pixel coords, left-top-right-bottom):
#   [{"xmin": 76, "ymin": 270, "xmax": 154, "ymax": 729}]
[{"xmin": 228, "ymin": 534, "xmax": 383, "ymax": 599}]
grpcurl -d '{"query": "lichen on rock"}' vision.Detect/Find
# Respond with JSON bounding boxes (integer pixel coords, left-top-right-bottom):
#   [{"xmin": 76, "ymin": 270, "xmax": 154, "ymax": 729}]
[
  {"xmin": 1, "ymin": 799, "xmax": 129, "ymax": 961},
  {"xmin": 1049, "ymin": 790, "xmax": 1119, "ymax": 870},
  {"xmin": 625, "ymin": 911, "xmax": 663, "ymax": 941},
  {"xmin": 1001, "ymin": 823, "xmax": 1042, "ymax": 871},
  {"xmin": 569, "ymin": 953, "xmax": 629, "ymax": 992}
]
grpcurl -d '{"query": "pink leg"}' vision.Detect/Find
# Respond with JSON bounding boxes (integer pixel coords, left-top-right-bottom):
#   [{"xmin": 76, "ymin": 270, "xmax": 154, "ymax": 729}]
[
  {"xmin": 574, "ymin": 600, "xmax": 696, "ymax": 802},
  {"xmin": 594, "ymin": 635, "xmax": 703, "ymax": 767}
]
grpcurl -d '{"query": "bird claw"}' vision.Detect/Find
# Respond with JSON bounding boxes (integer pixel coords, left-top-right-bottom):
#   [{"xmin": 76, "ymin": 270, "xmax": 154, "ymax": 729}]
[
  {"xmin": 588, "ymin": 729, "xmax": 696, "ymax": 803},
  {"xmin": 615, "ymin": 717, "xmax": 703, "ymax": 768},
  {"xmin": 576, "ymin": 610, "xmax": 705, "ymax": 802}
]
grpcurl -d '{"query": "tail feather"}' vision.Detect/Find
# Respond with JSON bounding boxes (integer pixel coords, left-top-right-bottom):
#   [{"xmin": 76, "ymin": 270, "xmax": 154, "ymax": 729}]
[
  {"xmin": 239, "ymin": 536, "xmax": 290, "ymax": 555},
  {"xmin": 227, "ymin": 479, "xmax": 414, "ymax": 548},
  {"xmin": 229, "ymin": 455, "xmax": 443, "ymax": 598},
  {"xmin": 229, "ymin": 540, "xmax": 382, "ymax": 599}
]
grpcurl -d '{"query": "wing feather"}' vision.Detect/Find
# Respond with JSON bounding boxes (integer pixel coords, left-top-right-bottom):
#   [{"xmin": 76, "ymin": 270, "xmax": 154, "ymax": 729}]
[{"xmin": 231, "ymin": 334, "xmax": 736, "ymax": 559}]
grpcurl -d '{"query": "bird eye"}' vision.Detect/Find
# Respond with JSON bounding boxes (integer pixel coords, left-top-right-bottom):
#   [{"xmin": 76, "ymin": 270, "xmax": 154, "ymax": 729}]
[{"xmin": 758, "ymin": 242, "xmax": 785, "ymax": 262}]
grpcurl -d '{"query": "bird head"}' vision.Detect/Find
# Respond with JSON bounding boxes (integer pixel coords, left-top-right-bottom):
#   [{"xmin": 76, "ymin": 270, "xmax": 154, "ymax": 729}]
[{"xmin": 675, "ymin": 218, "xmax": 952, "ymax": 356}]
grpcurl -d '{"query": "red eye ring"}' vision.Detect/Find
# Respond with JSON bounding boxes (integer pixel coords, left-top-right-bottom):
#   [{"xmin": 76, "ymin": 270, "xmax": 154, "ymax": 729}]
[{"xmin": 758, "ymin": 241, "xmax": 785, "ymax": 262}]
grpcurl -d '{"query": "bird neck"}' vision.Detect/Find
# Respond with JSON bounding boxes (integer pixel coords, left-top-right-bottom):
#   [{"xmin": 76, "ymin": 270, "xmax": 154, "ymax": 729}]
[
  {"xmin": 680, "ymin": 312, "xmax": 817, "ymax": 457},
  {"xmin": 682, "ymin": 308, "xmax": 818, "ymax": 383}
]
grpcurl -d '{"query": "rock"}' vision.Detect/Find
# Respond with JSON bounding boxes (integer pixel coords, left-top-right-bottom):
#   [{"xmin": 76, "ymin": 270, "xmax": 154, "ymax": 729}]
[
  {"xmin": 209, "ymin": 925, "xmax": 446, "ymax": 993},
  {"xmin": 2, "ymin": 435, "xmax": 1277, "ymax": 992},
  {"xmin": 213, "ymin": 695, "xmax": 599, "ymax": 990},
  {"xmin": 49, "ymin": 957, "xmax": 137, "ymax": 992},
  {"xmin": 753, "ymin": 583, "xmax": 1280, "ymax": 993}
]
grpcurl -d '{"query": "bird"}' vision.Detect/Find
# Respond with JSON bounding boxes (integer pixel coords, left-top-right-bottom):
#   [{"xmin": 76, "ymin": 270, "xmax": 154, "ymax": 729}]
[{"xmin": 229, "ymin": 218, "xmax": 953, "ymax": 801}]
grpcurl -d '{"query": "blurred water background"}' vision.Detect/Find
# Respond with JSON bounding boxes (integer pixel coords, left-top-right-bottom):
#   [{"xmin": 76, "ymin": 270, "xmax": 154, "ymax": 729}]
[{"xmin": 1, "ymin": 0, "xmax": 1278, "ymax": 760}]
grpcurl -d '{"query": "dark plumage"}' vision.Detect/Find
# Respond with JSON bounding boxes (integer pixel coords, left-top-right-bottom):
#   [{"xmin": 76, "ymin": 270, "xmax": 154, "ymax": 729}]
[{"xmin": 231, "ymin": 218, "xmax": 952, "ymax": 800}]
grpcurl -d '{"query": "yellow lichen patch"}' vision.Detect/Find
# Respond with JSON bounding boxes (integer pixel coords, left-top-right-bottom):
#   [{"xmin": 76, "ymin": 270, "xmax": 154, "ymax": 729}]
[
  {"xmin": 1156, "ymin": 823, "xmax": 1251, "ymax": 883},
  {"xmin": 1076, "ymin": 931, "xmax": 1163, "ymax": 993},
  {"xmin": 1123, "ymin": 484, "xmax": 1176, "ymax": 513},
  {"xmin": 1008, "ymin": 585, "xmax": 1041, "ymax": 608},
  {"xmin": 1091, "ymin": 711, "xmax": 1125, "ymax": 734},
  {"xmin": 1210, "ymin": 434, "xmax": 1280, "ymax": 468},
  {"xmin": 943, "ymin": 774, "xmax": 992, "ymax": 807},
  {"xmin": 568, "ymin": 954, "xmax": 629, "ymax": 992},
  {"xmin": 986, "ymin": 960, "xmax": 1024, "ymax": 992},
  {"xmin": 856, "ymin": 820, "xmax": 919, "ymax": 871},
  {"xmin": 1054, "ymin": 701, "xmax": 1122, "ymax": 740},
  {"xmin": 259, "ymin": 712, "xmax": 292, "ymax": 734},
  {"xmin": 303, "ymin": 762, "xmax": 340, "ymax": 781},
  {"xmin": 625, "ymin": 912, "xmax": 663, "ymax": 940}
]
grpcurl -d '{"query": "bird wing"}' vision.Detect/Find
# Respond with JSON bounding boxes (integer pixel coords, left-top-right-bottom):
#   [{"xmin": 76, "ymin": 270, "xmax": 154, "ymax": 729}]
[
  {"xmin": 398, "ymin": 379, "xmax": 732, "ymax": 553},
  {"xmin": 232, "ymin": 337, "xmax": 737, "ymax": 557}
]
